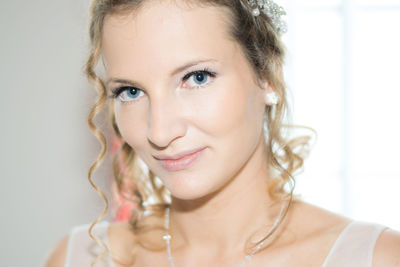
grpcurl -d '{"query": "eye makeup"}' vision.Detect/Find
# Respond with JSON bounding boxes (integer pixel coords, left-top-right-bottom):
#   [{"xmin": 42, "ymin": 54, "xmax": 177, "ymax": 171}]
[{"xmin": 109, "ymin": 67, "xmax": 218, "ymax": 103}]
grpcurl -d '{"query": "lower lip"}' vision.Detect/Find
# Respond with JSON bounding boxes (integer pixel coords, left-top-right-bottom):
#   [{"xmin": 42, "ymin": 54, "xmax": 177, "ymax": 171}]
[{"xmin": 160, "ymin": 148, "xmax": 205, "ymax": 171}]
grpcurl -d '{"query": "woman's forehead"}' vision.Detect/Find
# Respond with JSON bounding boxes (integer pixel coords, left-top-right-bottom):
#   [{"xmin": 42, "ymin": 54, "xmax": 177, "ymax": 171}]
[
  {"xmin": 101, "ymin": 1, "xmax": 239, "ymax": 78},
  {"xmin": 102, "ymin": 1, "xmax": 233, "ymax": 48}
]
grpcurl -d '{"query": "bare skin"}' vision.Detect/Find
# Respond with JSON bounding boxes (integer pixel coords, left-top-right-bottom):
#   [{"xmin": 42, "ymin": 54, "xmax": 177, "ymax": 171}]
[
  {"xmin": 44, "ymin": 1, "xmax": 400, "ymax": 266},
  {"xmin": 104, "ymin": 201, "xmax": 399, "ymax": 267},
  {"xmin": 45, "ymin": 201, "xmax": 400, "ymax": 267}
]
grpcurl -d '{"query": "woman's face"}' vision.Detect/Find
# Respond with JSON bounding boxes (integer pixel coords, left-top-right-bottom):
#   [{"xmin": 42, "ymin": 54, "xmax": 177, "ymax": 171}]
[{"xmin": 102, "ymin": 1, "xmax": 271, "ymax": 200}]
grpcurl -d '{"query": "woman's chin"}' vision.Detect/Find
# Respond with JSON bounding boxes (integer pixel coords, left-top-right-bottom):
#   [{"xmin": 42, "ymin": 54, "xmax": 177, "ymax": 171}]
[
  {"xmin": 167, "ymin": 183, "xmax": 213, "ymax": 201},
  {"xmin": 164, "ymin": 178, "xmax": 221, "ymax": 202}
]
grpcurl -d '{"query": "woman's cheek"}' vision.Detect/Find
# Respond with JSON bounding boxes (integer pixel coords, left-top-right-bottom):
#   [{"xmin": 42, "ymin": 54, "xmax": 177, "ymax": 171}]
[
  {"xmin": 178, "ymin": 78, "xmax": 246, "ymax": 136},
  {"xmin": 114, "ymin": 105, "xmax": 148, "ymax": 150},
  {"xmin": 198, "ymin": 85, "xmax": 247, "ymax": 135}
]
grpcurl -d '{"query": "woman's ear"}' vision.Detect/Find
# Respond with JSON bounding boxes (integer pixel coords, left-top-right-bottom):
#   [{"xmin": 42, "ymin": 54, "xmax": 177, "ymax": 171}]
[{"xmin": 261, "ymin": 80, "xmax": 279, "ymax": 106}]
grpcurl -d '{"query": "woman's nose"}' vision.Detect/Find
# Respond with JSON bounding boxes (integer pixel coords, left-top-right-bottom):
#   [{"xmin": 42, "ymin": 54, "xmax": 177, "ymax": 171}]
[{"xmin": 147, "ymin": 97, "xmax": 187, "ymax": 148}]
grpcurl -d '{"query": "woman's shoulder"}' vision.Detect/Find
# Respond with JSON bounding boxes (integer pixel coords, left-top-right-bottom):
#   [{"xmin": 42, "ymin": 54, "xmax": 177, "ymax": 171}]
[
  {"xmin": 289, "ymin": 200, "xmax": 400, "ymax": 267},
  {"xmin": 43, "ymin": 221, "xmax": 115, "ymax": 267},
  {"xmin": 287, "ymin": 200, "xmax": 352, "ymax": 236},
  {"xmin": 373, "ymin": 227, "xmax": 400, "ymax": 267},
  {"xmin": 44, "ymin": 235, "xmax": 69, "ymax": 267}
]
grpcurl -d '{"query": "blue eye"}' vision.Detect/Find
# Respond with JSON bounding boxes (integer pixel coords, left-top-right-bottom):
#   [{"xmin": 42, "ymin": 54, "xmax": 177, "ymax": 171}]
[
  {"xmin": 193, "ymin": 73, "xmax": 207, "ymax": 85},
  {"xmin": 183, "ymin": 69, "xmax": 217, "ymax": 89},
  {"xmin": 112, "ymin": 86, "xmax": 144, "ymax": 103}
]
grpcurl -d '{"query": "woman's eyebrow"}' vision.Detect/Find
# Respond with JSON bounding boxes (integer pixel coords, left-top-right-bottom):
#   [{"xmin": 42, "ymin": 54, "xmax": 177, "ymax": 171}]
[
  {"xmin": 169, "ymin": 58, "xmax": 218, "ymax": 77},
  {"xmin": 107, "ymin": 58, "xmax": 217, "ymax": 87},
  {"xmin": 107, "ymin": 78, "xmax": 143, "ymax": 88}
]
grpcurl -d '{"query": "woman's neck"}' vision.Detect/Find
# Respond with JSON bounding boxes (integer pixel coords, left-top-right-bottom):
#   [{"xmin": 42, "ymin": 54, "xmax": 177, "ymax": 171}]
[{"xmin": 168, "ymin": 139, "xmax": 282, "ymax": 256}]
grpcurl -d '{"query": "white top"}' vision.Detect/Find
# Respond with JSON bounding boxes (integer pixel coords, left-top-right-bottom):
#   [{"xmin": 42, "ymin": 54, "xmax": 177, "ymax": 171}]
[{"xmin": 65, "ymin": 220, "xmax": 387, "ymax": 267}]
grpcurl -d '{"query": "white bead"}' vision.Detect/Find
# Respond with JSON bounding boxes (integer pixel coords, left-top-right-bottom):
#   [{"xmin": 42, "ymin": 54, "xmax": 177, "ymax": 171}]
[
  {"xmin": 266, "ymin": 92, "xmax": 279, "ymax": 105},
  {"xmin": 252, "ymin": 8, "xmax": 260, "ymax": 16}
]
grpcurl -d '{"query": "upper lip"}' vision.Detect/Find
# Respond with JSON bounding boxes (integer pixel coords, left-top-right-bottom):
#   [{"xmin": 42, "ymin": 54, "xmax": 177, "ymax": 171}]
[{"xmin": 154, "ymin": 147, "xmax": 205, "ymax": 160}]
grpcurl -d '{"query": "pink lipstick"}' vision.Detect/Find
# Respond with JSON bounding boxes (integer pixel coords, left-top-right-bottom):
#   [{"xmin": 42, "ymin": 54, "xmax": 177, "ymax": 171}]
[{"xmin": 157, "ymin": 147, "xmax": 205, "ymax": 171}]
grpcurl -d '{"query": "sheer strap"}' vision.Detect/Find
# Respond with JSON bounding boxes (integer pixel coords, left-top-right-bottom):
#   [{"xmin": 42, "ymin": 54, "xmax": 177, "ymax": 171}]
[
  {"xmin": 65, "ymin": 221, "xmax": 113, "ymax": 267},
  {"xmin": 322, "ymin": 221, "xmax": 388, "ymax": 267},
  {"xmin": 64, "ymin": 220, "xmax": 387, "ymax": 267}
]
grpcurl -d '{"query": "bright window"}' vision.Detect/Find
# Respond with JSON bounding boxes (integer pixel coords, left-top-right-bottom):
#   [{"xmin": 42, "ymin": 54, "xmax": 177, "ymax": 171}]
[{"xmin": 281, "ymin": 0, "xmax": 400, "ymax": 229}]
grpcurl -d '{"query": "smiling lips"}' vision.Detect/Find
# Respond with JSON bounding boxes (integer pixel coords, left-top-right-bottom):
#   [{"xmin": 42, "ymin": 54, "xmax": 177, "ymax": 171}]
[{"xmin": 156, "ymin": 147, "xmax": 205, "ymax": 171}]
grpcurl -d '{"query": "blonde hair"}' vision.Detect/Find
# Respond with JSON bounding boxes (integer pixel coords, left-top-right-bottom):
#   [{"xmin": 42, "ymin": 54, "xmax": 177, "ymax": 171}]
[{"xmin": 85, "ymin": 0, "xmax": 313, "ymax": 265}]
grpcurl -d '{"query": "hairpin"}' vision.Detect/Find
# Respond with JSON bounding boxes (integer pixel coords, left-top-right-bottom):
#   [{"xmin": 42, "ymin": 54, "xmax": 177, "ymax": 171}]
[{"xmin": 248, "ymin": 0, "xmax": 287, "ymax": 34}]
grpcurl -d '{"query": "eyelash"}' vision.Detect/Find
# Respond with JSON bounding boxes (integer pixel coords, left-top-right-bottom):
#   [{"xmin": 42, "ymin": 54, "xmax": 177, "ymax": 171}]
[
  {"xmin": 109, "ymin": 68, "xmax": 217, "ymax": 102},
  {"xmin": 182, "ymin": 67, "xmax": 217, "ymax": 89}
]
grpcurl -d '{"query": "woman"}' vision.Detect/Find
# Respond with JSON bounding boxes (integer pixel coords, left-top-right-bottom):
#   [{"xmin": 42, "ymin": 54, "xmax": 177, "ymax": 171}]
[{"xmin": 45, "ymin": 0, "xmax": 400, "ymax": 266}]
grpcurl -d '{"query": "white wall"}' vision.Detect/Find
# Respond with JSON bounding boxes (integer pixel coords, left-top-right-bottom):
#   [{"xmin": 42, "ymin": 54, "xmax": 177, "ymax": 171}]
[{"xmin": 0, "ymin": 1, "xmax": 111, "ymax": 266}]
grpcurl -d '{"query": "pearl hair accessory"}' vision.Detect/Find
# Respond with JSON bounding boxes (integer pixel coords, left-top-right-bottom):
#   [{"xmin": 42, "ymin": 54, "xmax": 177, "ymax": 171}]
[
  {"xmin": 248, "ymin": 0, "xmax": 287, "ymax": 34},
  {"xmin": 266, "ymin": 92, "xmax": 279, "ymax": 105},
  {"xmin": 162, "ymin": 201, "xmax": 286, "ymax": 267}
]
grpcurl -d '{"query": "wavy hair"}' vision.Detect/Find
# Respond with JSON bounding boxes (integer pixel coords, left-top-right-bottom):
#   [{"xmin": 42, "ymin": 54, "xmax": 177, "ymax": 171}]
[{"xmin": 85, "ymin": 0, "xmax": 313, "ymax": 265}]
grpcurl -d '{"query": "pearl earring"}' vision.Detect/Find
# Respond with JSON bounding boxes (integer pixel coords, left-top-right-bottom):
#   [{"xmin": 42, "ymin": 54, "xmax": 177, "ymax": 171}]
[{"xmin": 266, "ymin": 92, "xmax": 278, "ymax": 105}]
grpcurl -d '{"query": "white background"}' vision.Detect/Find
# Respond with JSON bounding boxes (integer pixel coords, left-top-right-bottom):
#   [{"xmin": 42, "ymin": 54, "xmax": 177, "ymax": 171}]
[
  {"xmin": 0, "ymin": 0, "xmax": 399, "ymax": 266},
  {"xmin": 279, "ymin": 0, "xmax": 400, "ymax": 230}
]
